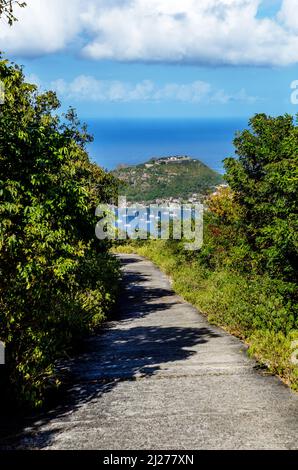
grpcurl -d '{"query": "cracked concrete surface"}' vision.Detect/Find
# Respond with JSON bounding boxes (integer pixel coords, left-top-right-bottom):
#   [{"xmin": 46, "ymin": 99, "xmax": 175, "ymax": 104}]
[{"xmin": 1, "ymin": 254, "xmax": 297, "ymax": 450}]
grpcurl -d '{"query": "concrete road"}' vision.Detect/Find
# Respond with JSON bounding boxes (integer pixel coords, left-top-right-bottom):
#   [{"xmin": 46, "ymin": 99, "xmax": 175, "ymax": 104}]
[{"xmin": 2, "ymin": 254, "xmax": 298, "ymax": 449}]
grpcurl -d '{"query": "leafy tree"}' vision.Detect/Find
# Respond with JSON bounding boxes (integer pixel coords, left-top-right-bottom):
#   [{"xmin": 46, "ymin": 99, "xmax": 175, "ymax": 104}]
[
  {"xmin": 0, "ymin": 0, "xmax": 26, "ymax": 25},
  {"xmin": 0, "ymin": 57, "xmax": 120, "ymax": 407},
  {"xmin": 224, "ymin": 114, "xmax": 298, "ymax": 281}
]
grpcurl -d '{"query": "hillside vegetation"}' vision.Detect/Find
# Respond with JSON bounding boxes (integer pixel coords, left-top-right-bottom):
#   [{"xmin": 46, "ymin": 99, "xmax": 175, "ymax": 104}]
[
  {"xmin": 114, "ymin": 114, "xmax": 298, "ymax": 390},
  {"xmin": 112, "ymin": 157, "xmax": 223, "ymax": 203},
  {"xmin": 0, "ymin": 58, "xmax": 120, "ymax": 408}
]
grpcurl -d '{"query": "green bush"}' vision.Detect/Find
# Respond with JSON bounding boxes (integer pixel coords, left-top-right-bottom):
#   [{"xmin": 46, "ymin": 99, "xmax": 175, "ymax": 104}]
[
  {"xmin": 225, "ymin": 114, "xmax": 298, "ymax": 282},
  {"xmin": 0, "ymin": 58, "xmax": 120, "ymax": 407},
  {"xmin": 248, "ymin": 330, "xmax": 298, "ymax": 390}
]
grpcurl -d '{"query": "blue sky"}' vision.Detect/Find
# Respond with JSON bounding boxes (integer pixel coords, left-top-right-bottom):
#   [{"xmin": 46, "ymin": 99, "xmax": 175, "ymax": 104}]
[
  {"xmin": 16, "ymin": 55, "xmax": 298, "ymax": 119},
  {"xmin": 1, "ymin": 0, "xmax": 298, "ymax": 120}
]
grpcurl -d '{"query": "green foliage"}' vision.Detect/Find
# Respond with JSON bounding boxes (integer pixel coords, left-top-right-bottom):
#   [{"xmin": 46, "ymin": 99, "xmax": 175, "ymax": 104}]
[
  {"xmin": 112, "ymin": 158, "xmax": 223, "ymax": 202},
  {"xmin": 248, "ymin": 330, "xmax": 298, "ymax": 390},
  {"xmin": 224, "ymin": 114, "xmax": 298, "ymax": 281},
  {"xmin": 0, "ymin": 58, "xmax": 120, "ymax": 407},
  {"xmin": 0, "ymin": 0, "xmax": 26, "ymax": 25}
]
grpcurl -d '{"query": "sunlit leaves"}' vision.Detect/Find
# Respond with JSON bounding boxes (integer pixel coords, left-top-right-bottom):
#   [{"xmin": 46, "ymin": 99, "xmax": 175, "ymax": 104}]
[
  {"xmin": 0, "ymin": 58, "xmax": 119, "ymax": 407},
  {"xmin": 0, "ymin": 1, "xmax": 26, "ymax": 26}
]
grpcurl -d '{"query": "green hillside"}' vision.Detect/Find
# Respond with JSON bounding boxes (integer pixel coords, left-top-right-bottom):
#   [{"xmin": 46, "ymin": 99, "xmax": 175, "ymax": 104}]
[{"xmin": 112, "ymin": 156, "xmax": 223, "ymax": 203}]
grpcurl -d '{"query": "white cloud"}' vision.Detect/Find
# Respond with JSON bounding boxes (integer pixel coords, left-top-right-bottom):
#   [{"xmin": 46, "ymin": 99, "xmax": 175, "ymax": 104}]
[
  {"xmin": 49, "ymin": 75, "xmax": 258, "ymax": 104},
  {"xmin": 278, "ymin": 0, "xmax": 298, "ymax": 32},
  {"xmin": 1, "ymin": 0, "xmax": 298, "ymax": 66},
  {"xmin": 0, "ymin": 0, "xmax": 83, "ymax": 56}
]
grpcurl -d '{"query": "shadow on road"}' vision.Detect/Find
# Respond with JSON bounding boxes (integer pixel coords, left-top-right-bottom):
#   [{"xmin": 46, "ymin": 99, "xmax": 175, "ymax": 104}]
[{"xmin": 0, "ymin": 255, "xmax": 220, "ymax": 449}]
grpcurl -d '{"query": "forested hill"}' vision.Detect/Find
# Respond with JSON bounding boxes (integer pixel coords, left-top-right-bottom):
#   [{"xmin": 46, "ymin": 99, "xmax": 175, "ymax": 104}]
[{"xmin": 112, "ymin": 157, "xmax": 223, "ymax": 203}]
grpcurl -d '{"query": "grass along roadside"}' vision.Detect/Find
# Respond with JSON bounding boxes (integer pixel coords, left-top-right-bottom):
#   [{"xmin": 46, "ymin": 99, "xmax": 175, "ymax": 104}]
[{"xmin": 112, "ymin": 241, "xmax": 298, "ymax": 391}]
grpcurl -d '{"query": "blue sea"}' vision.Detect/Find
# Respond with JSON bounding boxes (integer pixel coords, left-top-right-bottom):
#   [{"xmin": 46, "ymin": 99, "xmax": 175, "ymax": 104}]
[{"xmin": 86, "ymin": 118, "xmax": 248, "ymax": 173}]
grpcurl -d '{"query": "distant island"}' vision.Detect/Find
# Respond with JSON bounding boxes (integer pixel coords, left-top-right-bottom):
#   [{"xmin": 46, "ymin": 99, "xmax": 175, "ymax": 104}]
[{"xmin": 112, "ymin": 156, "xmax": 224, "ymax": 204}]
